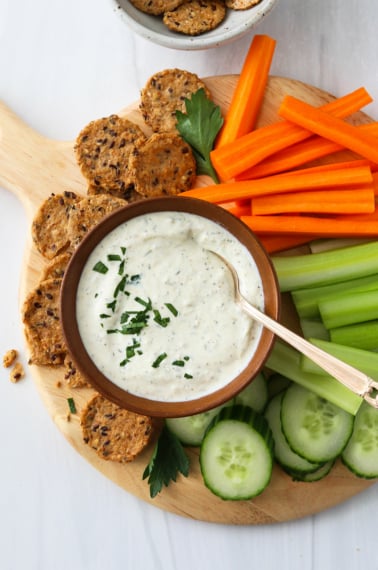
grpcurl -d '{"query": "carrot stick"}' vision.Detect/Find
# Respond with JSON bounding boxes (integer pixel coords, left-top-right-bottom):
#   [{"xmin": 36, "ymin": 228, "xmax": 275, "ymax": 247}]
[
  {"xmin": 218, "ymin": 200, "xmax": 251, "ymax": 217},
  {"xmin": 215, "ymin": 35, "xmax": 276, "ymax": 148},
  {"xmin": 240, "ymin": 214, "xmax": 378, "ymax": 237},
  {"xmin": 257, "ymin": 234, "xmax": 314, "ymax": 253},
  {"xmin": 181, "ymin": 165, "xmax": 373, "ymax": 203},
  {"xmin": 278, "ymin": 95, "xmax": 378, "ymax": 165},
  {"xmin": 210, "ymin": 87, "xmax": 373, "ymax": 181},
  {"xmin": 251, "ymin": 188, "xmax": 376, "ymax": 215},
  {"xmin": 237, "ymin": 123, "xmax": 378, "ymax": 180}
]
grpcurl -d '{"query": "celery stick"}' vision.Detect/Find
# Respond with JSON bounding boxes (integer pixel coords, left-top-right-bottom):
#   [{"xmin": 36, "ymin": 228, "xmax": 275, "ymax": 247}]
[
  {"xmin": 292, "ymin": 273, "xmax": 378, "ymax": 319},
  {"xmin": 300, "ymin": 318, "xmax": 330, "ymax": 340},
  {"xmin": 319, "ymin": 289, "xmax": 378, "ymax": 329},
  {"xmin": 265, "ymin": 340, "xmax": 362, "ymax": 415},
  {"xmin": 309, "ymin": 238, "xmax": 374, "ymax": 254},
  {"xmin": 301, "ymin": 338, "xmax": 378, "ymax": 381},
  {"xmin": 272, "ymin": 241, "xmax": 378, "ymax": 292},
  {"xmin": 330, "ymin": 320, "xmax": 378, "ymax": 351}
]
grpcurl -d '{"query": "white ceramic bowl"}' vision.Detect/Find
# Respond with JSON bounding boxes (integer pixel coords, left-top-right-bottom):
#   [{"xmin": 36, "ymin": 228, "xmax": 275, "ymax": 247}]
[{"xmin": 110, "ymin": 0, "xmax": 278, "ymax": 50}]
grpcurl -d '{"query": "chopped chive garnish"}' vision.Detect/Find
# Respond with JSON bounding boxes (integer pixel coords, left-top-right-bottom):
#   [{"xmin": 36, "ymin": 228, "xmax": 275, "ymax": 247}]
[
  {"xmin": 172, "ymin": 360, "xmax": 185, "ymax": 367},
  {"xmin": 121, "ymin": 246, "xmax": 127, "ymax": 255},
  {"xmin": 118, "ymin": 260, "xmax": 125, "ymax": 275},
  {"xmin": 183, "ymin": 356, "xmax": 190, "ymax": 361},
  {"xmin": 114, "ymin": 275, "xmax": 128, "ymax": 297},
  {"xmin": 165, "ymin": 303, "xmax": 178, "ymax": 317},
  {"xmin": 120, "ymin": 312, "xmax": 130, "ymax": 324},
  {"xmin": 152, "ymin": 353, "xmax": 168, "ymax": 368},
  {"xmin": 100, "ymin": 313, "xmax": 111, "ymax": 319},
  {"xmin": 93, "ymin": 261, "xmax": 108, "ymax": 274},
  {"xmin": 107, "ymin": 254, "xmax": 121, "ymax": 261},
  {"xmin": 134, "ymin": 296, "xmax": 151, "ymax": 309},
  {"xmin": 153, "ymin": 310, "xmax": 170, "ymax": 328},
  {"xmin": 130, "ymin": 274, "xmax": 141, "ymax": 283},
  {"xmin": 106, "ymin": 300, "xmax": 117, "ymax": 312},
  {"xmin": 184, "ymin": 373, "xmax": 193, "ymax": 379},
  {"xmin": 67, "ymin": 397, "xmax": 77, "ymax": 414}
]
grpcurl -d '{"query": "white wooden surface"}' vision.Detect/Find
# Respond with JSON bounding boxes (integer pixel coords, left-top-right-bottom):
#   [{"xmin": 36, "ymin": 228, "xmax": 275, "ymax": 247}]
[{"xmin": 1, "ymin": 1, "xmax": 378, "ymax": 569}]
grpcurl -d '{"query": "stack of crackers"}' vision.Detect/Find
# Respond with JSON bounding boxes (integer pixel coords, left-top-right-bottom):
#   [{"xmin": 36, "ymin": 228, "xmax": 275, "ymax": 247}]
[{"xmin": 21, "ymin": 69, "xmax": 212, "ymax": 465}]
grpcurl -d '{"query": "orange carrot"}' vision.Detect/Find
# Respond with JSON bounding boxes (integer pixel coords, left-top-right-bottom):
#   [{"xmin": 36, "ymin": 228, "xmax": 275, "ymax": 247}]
[
  {"xmin": 240, "ymin": 214, "xmax": 378, "ymax": 237},
  {"xmin": 210, "ymin": 87, "xmax": 373, "ymax": 181},
  {"xmin": 237, "ymin": 123, "xmax": 378, "ymax": 180},
  {"xmin": 257, "ymin": 234, "xmax": 314, "ymax": 253},
  {"xmin": 215, "ymin": 35, "xmax": 276, "ymax": 148},
  {"xmin": 218, "ymin": 200, "xmax": 251, "ymax": 217},
  {"xmin": 250, "ymin": 188, "xmax": 376, "ymax": 216},
  {"xmin": 278, "ymin": 95, "xmax": 378, "ymax": 165},
  {"xmin": 181, "ymin": 165, "xmax": 373, "ymax": 203}
]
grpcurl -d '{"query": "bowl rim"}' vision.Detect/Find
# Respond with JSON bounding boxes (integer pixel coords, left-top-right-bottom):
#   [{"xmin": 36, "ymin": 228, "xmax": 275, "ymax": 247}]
[
  {"xmin": 60, "ymin": 196, "xmax": 280, "ymax": 417},
  {"xmin": 110, "ymin": 0, "xmax": 279, "ymax": 50}
]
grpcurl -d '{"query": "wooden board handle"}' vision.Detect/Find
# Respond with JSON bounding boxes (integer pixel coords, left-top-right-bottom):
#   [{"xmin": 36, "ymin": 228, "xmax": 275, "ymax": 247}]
[{"xmin": 0, "ymin": 100, "xmax": 86, "ymax": 218}]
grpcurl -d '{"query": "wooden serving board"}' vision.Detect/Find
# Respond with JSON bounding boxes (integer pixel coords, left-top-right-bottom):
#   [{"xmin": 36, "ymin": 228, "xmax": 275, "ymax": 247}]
[{"xmin": 1, "ymin": 75, "xmax": 376, "ymax": 525}]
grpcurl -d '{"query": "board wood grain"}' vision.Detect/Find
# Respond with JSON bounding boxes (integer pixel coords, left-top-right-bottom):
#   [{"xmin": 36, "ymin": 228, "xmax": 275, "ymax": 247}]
[{"xmin": 0, "ymin": 75, "xmax": 375, "ymax": 525}]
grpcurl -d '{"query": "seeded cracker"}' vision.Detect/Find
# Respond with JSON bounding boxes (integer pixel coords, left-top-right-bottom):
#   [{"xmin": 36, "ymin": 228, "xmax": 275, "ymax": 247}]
[
  {"xmin": 67, "ymin": 194, "xmax": 127, "ymax": 249},
  {"xmin": 81, "ymin": 393, "xmax": 155, "ymax": 463},
  {"xmin": 128, "ymin": 133, "xmax": 196, "ymax": 197},
  {"xmin": 22, "ymin": 278, "xmax": 67, "ymax": 366},
  {"xmin": 140, "ymin": 68, "xmax": 211, "ymax": 133},
  {"xmin": 32, "ymin": 191, "xmax": 81, "ymax": 260},
  {"xmin": 63, "ymin": 353, "xmax": 91, "ymax": 389},
  {"xmin": 225, "ymin": 0, "xmax": 261, "ymax": 9},
  {"xmin": 74, "ymin": 115, "xmax": 147, "ymax": 199},
  {"xmin": 40, "ymin": 251, "xmax": 72, "ymax": 281},
  {"xmin": 163, "ymin": 0, "xmax": 226, "ymax": 36},
  {"xmin": 129, "ymin": 0, "xmax": 185, "ymax": 15}
]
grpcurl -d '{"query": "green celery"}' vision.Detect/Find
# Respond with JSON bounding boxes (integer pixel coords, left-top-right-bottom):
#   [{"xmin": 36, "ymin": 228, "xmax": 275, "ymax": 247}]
[
  {"xmin": 292, "ymin": 273, "xmax": 378, "ymax": 319},
  {"xmin": 300, "ymin": 318, "xmax": 330, "ymax": 340},
  {"xmin": 265, "ymin": 340, "xmax": 362, "ymax": 415},
  {"xmin": 301, "ymin": 338, "xmax": 378, "ymax": 381},
  {"xmin": 319, "ymin": 289, "xmax": 378, "ymax": 329},
  {"xmin": 330, "ymin": 320, "xmax": 378, "ymax": 351},
  {"xmin": 272, "ymin": 241, "xmax": 378, "ymax": 292},
  {"xmin": 309, "ymin": 238, "xmax": 374, "ymax": 254}
]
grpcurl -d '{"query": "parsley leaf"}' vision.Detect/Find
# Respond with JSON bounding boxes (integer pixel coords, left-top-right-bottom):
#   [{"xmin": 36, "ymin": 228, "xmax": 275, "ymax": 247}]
[
  {"xmin": 176, "ymin": 88, "xmax": 223, "ymax": 183},
  {"xmin": 143, "ymin": 425, "xmax": 190, "ymax": 498}
]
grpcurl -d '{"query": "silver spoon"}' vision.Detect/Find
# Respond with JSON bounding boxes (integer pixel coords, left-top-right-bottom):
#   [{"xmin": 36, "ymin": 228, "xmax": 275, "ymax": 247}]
[{"xmin": 209, "ymin": 250, "xmax": 378, "ymax": 408}]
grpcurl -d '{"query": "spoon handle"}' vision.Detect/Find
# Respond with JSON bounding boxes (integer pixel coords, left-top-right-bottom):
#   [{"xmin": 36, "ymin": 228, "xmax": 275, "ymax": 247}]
[{"xmin": 239, "ymin": 297, "xmax": 378, "ymax": 408}]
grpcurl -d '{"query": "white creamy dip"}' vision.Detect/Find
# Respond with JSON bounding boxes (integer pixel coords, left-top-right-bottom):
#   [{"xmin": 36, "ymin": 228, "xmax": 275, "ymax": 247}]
[{"xmin": 76, "ymin": 211, "xmax": 264, "ymax": 402}]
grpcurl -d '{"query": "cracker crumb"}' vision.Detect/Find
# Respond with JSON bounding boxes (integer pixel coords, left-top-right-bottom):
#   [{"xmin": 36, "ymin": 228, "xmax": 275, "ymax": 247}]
[
  {"xmin": 10, "ymin": 362, "xmax": 25, "ymax": 383},
  {"xmin": 3, "ymin": 349, "xmax": 18, "ymax": 368}
]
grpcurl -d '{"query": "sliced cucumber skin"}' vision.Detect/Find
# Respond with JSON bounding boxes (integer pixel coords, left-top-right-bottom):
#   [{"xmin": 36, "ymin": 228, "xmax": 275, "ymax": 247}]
[
  {"xmin": 286, "ymin": 460, "xmax": 335, "ymax": 482},
  {"xmin": 234, "ymin": 372, "xmax": 268, "ymax": 413},
  {"xmin": 165, "ymin": 405, "xmax": 225, "ymax": 447},
  {"xmin": 281, "ymin": 384, "xmax": 354, "ymax": 463},
  {"xmin": 200, "ymin": 405, "xmax": 274, "ymax": 501},
  {"xmin": 342, "ymin": 401, "xmax": 378, "ymax": 479},
  {"xmin": 264, "ymin": 392, "xmax": 321, "ymax": 474}
]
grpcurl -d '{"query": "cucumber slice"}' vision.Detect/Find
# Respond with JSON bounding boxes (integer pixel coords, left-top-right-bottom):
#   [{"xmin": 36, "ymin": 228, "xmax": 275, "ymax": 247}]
[
  {"xmin": 267, "ymin": 373, "xmax": 292, "ymax": 399},
  {"xmin": 234, "ymin": 372, "xmax": 268, "ymax": 412},
  {"xmin": 165, "ymin": 405, "xmax": 225, "ymax": 446},
  {"xmin": 342, "ymin": 401, "xmax": 378, "ymax": 478},
  {"xmin": 281, "ymin": 384, "xmax": 354, "ymax": 463},
  {"xmin": 264, "ymin": 391, "xmax": 321, "ymax": 473},
  {"xmin": 286, "ymin": 460, "xmax": 335, "ymax": 482},
  {"xmin": 200, "ymin": 405, "xmax": 274, "ymax": 500}
]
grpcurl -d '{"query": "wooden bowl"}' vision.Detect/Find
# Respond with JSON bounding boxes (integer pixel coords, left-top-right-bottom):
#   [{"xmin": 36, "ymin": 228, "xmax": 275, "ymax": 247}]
[{"xmin": 60, "ymin": 196, "xmax": 280, "ymax": 417}]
